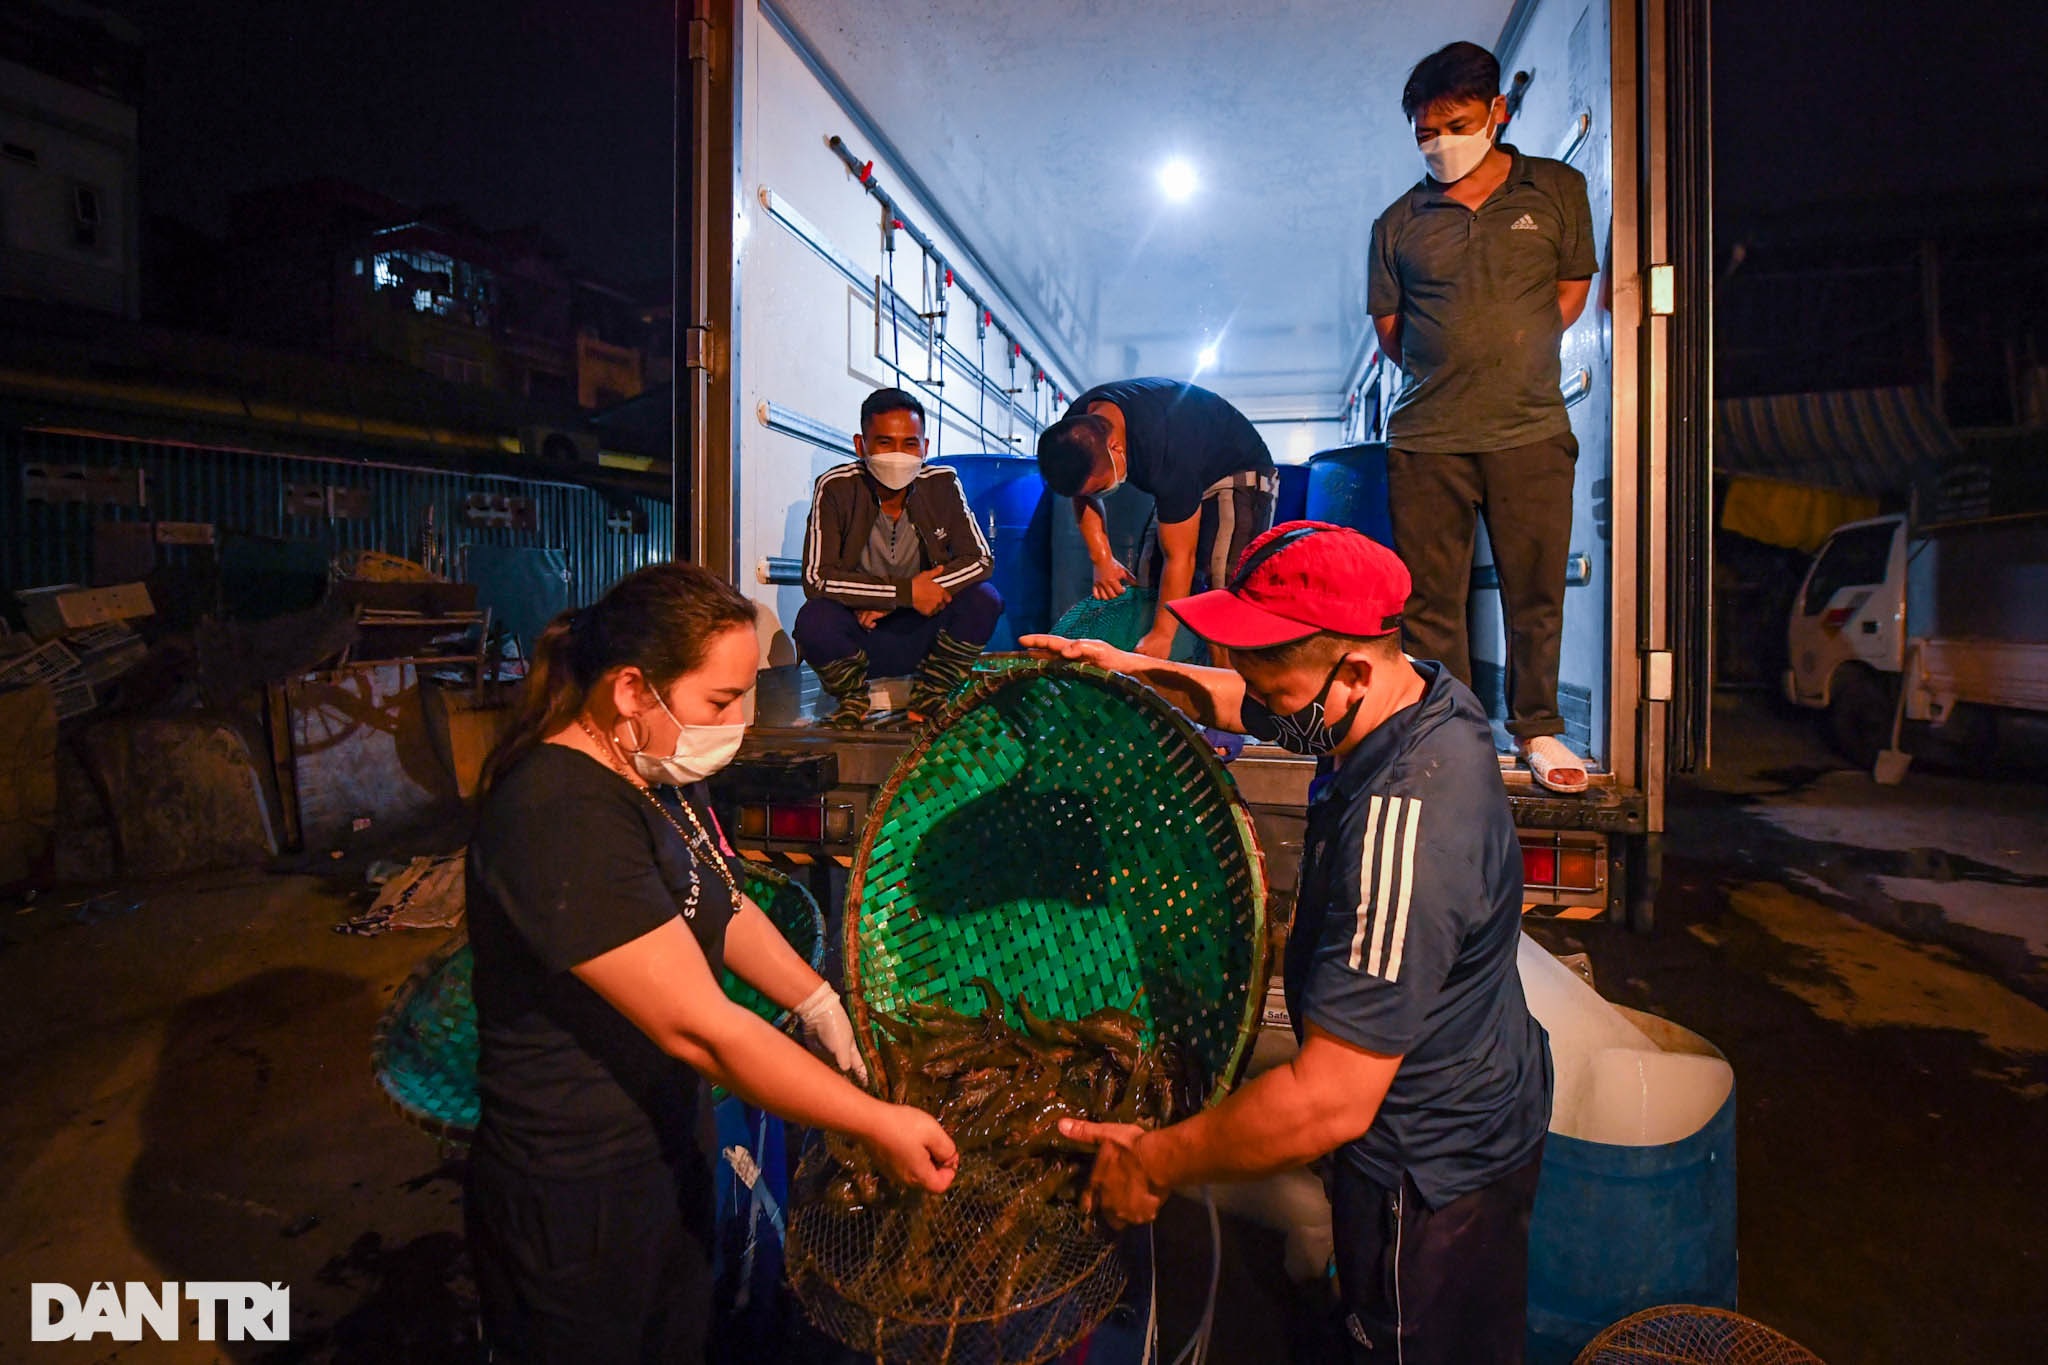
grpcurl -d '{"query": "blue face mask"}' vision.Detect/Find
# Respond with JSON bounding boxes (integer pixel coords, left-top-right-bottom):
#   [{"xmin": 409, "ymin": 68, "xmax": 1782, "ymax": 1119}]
[{"xmin": 1239, "ymin": 659, "xmax": 1361, "ymax": 757}]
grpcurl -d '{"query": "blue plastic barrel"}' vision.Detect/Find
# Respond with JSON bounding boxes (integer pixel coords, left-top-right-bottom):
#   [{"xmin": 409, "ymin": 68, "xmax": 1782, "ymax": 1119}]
[
  {"xmin": 1304, "ymin": 443, "xmax": 1395, "ymax": 547},
  {"xmin": 1525, "ymin": 1012, "xmax": 1739, "ymax": 1365},
  {"xmin": 712, "ymin": 1096, "xmax": 792, "ymax": 1354},
  {"xmin": 942, "ymin": 455, "xmax": 1052, "ymax": 650},
  {"xmin": 1047, "ymin": 482, "xmax": 1157, "ymax": 629},
  {"xmin": 1276, "ymin": 462, "xmax": 1311, "ymax": 526}
]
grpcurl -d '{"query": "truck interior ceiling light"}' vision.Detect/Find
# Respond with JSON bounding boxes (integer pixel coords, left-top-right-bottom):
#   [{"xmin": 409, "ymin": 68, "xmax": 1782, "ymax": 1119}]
[{"xmin": 1157, "ymin": 157, "xmax": 1198, "ymax": 203}]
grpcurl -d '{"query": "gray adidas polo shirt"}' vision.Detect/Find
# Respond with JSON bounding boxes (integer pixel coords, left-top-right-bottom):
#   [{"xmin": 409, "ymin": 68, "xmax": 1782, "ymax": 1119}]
[{"xmin": 1368, "ymin": 146, "xmax": 1597, "ymax": 454}]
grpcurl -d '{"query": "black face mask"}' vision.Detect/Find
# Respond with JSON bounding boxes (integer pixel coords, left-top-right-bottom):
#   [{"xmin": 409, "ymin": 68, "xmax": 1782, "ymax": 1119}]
[{"xmin": 1239, "ymin": 659, "xmax": 1361, "ymax": 756}]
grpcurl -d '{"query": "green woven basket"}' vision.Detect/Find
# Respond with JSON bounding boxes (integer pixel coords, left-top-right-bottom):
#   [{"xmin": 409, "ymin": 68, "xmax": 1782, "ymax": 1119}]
[
  {"xmin": 371, "ymin": 860, "xmax": 827, "ymax": 1143},
  {"xmin": 843, "ymin": 658, "xmax": 1267, "ymax": 1104},
  {"xmin": 1050, "ymin": 589, "xmax": 1207, "ymax": 665}
]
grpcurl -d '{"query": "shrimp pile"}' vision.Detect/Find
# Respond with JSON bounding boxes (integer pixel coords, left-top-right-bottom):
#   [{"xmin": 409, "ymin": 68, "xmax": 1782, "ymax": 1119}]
[{"xmin": 811, "ymin": 977, "xmax": 1199, "ymax": 1314}]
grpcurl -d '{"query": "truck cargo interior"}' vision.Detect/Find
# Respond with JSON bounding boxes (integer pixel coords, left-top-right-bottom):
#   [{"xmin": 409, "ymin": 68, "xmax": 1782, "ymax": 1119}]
[{"xmin": 688, "ymin": 0, "xmax": 1709, "ymax": 921}]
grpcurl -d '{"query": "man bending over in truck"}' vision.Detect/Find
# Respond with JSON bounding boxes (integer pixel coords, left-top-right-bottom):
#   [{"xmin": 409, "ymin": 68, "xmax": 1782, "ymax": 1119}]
[
  {"xmin": 1036, "ymin": 377, "xmax": 1276, "ymax": 661},
  {"xmin": 1371, "ymin": 41, "xmax": 1597, "ymax": 792},
  {"xmin": 795, "ymin": 387, "xmax": 1001, "ymax": 728},
  {"xmin": 1024, "ymin": 521, "xmax": 1551, "ymax": 1364}
]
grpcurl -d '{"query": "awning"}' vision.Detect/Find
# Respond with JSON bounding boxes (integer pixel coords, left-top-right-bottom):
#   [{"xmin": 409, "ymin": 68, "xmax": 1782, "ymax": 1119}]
[
  {"xmin": 1720, "ymin": 475, "xmax": 1879, "ymax": 554},
  {"xmin": 1715, "ymin": 386, "xmax": 1958, "ymax": 499}
]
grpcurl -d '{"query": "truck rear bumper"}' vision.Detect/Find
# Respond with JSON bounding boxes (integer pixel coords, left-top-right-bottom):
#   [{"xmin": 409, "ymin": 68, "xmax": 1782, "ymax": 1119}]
[{"xmin": 722, "ymin": 728, "xmax": 1649, "ymax": 923}]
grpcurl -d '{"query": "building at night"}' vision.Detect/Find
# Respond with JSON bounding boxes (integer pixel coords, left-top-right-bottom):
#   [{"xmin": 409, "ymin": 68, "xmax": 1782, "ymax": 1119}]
[
  {"xmin": 1718, "ymin": 192, "xmax": 2048, "ymax": 434},
  {"xmin": 214, "ymin": 179, "xmax": 659, "ymax": 423},
  {"xmin": 0, "ymin": 1, "xmax": 143, "ymax": 319}
]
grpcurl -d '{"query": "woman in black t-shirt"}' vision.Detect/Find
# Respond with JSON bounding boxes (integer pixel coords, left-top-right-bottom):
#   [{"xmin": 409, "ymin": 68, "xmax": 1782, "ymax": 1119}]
[{"xmin": 464, "ymin": 562, "xmax": 957, "ymax": 1364}]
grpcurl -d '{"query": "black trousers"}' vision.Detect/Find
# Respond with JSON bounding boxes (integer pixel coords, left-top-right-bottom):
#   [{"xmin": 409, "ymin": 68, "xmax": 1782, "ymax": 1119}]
[
  {"xmin": 1138, "ymin": 479, "xmax": 1279, "ymax": 592},
  {"xmin": 467, "ymin": 1145, "xmax": 715, "ymax": 1365},
  {"xmin": 1387, "ymin": 436, "xmax": 1577, "ymax": 739},
  {"xmin": 791, "ymin": 581, "xmax": 1004, "ymax": 673},
  {"xmin": 1327, "ymin": 1146, "xmax": 1544, "ymax": 1365}
]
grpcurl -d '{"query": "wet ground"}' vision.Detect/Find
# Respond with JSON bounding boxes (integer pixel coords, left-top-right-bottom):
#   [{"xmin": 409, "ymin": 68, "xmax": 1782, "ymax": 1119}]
[
  {"xmin": 1518, "ymin": 693, "xmax": 2048, "ymax": 1363},
  {"xmin": 1, "ymin": 693, "xmax": 2044, "ymax": 1362}
]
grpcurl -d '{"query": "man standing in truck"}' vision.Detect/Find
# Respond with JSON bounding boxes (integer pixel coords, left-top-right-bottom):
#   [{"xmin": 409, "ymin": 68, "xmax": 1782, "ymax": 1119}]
[
  {"xmin": 795, "ymin": 387, "xmax": 1002, "ymax": 728},
  {"xmin": 1036, "ymin": 377, "xmax": 1276, "ymax": 660},
  {"xmin": 1024, "ymin": 520, "xmax": 1551, "ymax": 1363},
  {"xmin": 1370, "ymin": 41, "xmax": 1597, "ymax": 793}
]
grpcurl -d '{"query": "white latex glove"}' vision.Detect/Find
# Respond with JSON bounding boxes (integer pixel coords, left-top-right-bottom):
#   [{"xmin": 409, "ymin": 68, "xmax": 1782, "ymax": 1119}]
[{"xmin": 795, "ymin": 982, "xmax": 870, "ymax": 1085}]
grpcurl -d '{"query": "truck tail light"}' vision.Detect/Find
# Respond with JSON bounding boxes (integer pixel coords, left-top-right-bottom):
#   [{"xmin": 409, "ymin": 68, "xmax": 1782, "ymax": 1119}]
[
  {"xmin": 1521, "ymin": 840, "xmax": 1602, "ymax": 892},
  {"xmin": 736, "ymin": 799, "xmax": 849, "ymax": 843},
  {"xmin": 1557, "ymin": 848, "xmax": 1600, "ymax": 889},
  {"xmin": 1823, "ymin": 607, "xmax": 1854, "ymax": 628},
  {"xmin": 767, "ymin": 800, "xmax": 824, "ymax": 842}
]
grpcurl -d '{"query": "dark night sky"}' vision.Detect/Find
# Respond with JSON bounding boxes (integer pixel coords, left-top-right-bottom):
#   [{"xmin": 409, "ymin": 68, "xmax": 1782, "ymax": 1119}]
[
  {"xmin": 118, "ymin": 0, "xmax": 677, "ymax": 289},
  {"xmin": 113, "ymin": 0, "xmax": 2048, "ymax": 291},
  {"xmin": 1713, "ymin": 0, "xmax": 2048, "ymax": 218}
]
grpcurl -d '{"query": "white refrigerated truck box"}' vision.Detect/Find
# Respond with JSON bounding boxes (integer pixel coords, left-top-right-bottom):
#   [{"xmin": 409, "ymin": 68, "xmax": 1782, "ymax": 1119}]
[{"xmin": 672, "ymin": 0, "xmax": 1712, "ymax": 928}]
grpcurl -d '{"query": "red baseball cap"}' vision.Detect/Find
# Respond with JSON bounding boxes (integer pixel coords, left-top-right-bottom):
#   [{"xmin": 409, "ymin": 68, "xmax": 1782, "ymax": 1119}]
[{"xmin": 1167, "ymin": 520, "xmax": 1411, "ymax": 649}]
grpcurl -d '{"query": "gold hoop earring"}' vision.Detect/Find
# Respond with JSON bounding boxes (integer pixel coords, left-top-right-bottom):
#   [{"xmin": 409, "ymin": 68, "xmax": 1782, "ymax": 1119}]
[{"xmin": 613, "ymin": 714, "xmax": 650, "ymax": 754}]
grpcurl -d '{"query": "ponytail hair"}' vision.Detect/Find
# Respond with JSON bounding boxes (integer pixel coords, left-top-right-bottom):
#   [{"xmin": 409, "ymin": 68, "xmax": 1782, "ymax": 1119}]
[{"xmin": 478, "ymin": 562, "xmax": 756, "ymax": 797}]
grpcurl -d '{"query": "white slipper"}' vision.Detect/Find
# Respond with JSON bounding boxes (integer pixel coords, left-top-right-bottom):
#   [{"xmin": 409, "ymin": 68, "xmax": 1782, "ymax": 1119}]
[{"xmin": 1521, "ymin": 736, "xmax": 1590, "ymax": 794}]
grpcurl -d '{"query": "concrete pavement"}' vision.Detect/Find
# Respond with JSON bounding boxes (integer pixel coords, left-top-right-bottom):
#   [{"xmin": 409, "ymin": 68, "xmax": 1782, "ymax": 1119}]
[
  {"xmin": 1522, "ymin": 693, "xmax": 2048, "ymax": 1361},
  {"xmin": 0, "ymin": 870, "xmax": 473, "ymax": 1362}
]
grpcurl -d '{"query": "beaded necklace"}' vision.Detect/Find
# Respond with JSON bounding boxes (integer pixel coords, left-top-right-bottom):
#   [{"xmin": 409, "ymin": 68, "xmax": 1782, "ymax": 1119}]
[{"xmin": 577, "ymin": 718, "xmax": 742, "ymax": 918}]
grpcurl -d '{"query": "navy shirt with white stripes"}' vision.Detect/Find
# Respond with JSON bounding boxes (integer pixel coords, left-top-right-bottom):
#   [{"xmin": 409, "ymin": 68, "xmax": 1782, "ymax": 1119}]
[{"xmin": 1284, "ymin": 659, "xmax": 1552, "ymax": 1208}]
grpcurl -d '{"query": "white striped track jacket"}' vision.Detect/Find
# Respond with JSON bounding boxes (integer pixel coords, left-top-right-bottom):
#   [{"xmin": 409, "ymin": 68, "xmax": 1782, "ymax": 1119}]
[{"xmin": 801, "ymin": 461, "xmax": 995, "ymax": 610}]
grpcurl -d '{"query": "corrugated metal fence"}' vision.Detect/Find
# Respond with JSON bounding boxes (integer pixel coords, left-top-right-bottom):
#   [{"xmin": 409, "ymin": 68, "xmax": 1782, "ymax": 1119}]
[{"xmin": 3, "ymin": 427, "xmax": 673, "ymax": 606}]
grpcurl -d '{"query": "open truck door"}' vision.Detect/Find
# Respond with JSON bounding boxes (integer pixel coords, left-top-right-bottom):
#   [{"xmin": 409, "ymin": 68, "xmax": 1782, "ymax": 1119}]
[
  {"xmin": 675, "ymin": 0, "xmax": 1711, "ymax": 929},
  {"xmin": 1484, "ymin": 0, "xmax": 1715, "ymax": 926}
]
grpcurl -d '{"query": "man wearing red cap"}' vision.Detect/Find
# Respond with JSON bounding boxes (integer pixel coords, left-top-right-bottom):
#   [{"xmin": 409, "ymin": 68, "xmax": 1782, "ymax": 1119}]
[{"xmin": 1024, "ymin": 520, "xmax": 1551, "ymax": 1364}]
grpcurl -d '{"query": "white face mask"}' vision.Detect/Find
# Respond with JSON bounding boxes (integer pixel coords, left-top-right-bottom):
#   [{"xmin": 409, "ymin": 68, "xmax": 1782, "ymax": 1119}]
[
  {"xmin": 631, "ymin": 689, "xmax": 747, "ymax": 785},
  {"xmin": 1418, "ymin": 108, "xmax": 1498, "ymax": 183},
  {"xmin": 865, "ymin": 450, "xmax": 924, "ymax": 491}
]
